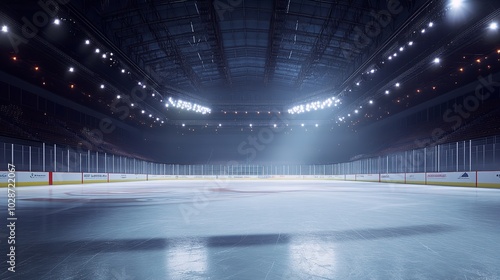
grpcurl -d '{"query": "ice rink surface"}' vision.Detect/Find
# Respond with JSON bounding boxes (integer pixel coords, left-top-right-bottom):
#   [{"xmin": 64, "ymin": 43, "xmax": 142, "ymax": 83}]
[{"xmin": 1, "ymin": 179, "xmax": 500, "ymax": 280}]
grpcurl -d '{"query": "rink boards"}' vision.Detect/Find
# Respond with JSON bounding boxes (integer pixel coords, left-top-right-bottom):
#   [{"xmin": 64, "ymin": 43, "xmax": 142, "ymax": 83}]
[{"xmin": 0, "ymin": 171, "xmax": 499, "ymax": 188}]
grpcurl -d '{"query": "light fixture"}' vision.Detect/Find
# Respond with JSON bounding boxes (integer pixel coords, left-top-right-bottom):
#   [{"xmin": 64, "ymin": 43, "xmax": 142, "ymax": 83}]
[
  {"xmin": 100, "ymin": 84, "xmax": 105, "ymax": 89},
  {"xmin": 434, "ymin": 58, "xmax": 441, "ymax": 64},
  {"xmin": 429, "ymin": 22, "xmax": 434, "ymax": 27},
  {"xmin": 388, "ymin": 56, "xmax": 393, "ymax": 60},
  {"xmin": 121, "ymin": 69, "xmax": 125, "ymax": 73},
  {"xmin": 385, "ymin": 90, "xmax": 390, "ymax": 95},
  {"xmin": 68, "ymin": 67, "xmax": 74, "ymax": 72},
  {"xmin": 450, "ymin": 0, "xmax": 463, "ymax": 9},
  {"xmin": 399, "ymin": 47, "xmax": 404, "ymax": 52},
  {"xmin": 489, "ymin": 22, "xmax": 498, "ymax": 30},
  {"xmin": 315, "ymin": 124, "xmax": 319, "ymax": 127},
  {"xmin": 102, "ymin": 54, "xmax": 107, "ymax": 58},
  {"xmin": 130, "ymin": 103, "xmax": 134, "ymax": 107},
  {"xmin": 370, "ymin": 69, "xmax": 375, "ymax": 74},
  {"xmin": 408, "ymin": 41, "xmax": 414, "ymax": 46},
  {"xmin": 395, "ymin": 83, "xmax": 400, "ymax": 87},
  {"xmin": 356, "ymin": 82, "xmax": 360, "ymax": 86},
  {"xmin": 141, "ymin": 110, "xmax": 145, "ymax": 114},
  {"xmin": 421, "ymin": 29, "xmax": 426, "ymax": 33},
  {"xmin": 53, "ymin": 19, "xmax": 60, "ymax": 25},
  {"xmin": 354, "ymin": 110, "xmax": 359, "ymax": 114},
  {"xmin": 273, "ymin": 124, "xmax": 277, "ymax": 128},
  {"xmin": 117, "ymin": 95, "xmax": 121, "ymax": 99},
  {"xmin": 1, "ymin": 25, "xmax": 8, "ymax": 33},
  {"xmin": 249, "ymin": 124, "xmax": 253, "ymax": 127},
  {"xmin": 167, "ymin": 97, "xmax": 211, "ymax": 114},
  {"xmin": 85, "ymin": 39, "xmax": 90, "ymax": 44},
  {"xmin": 182, "ymin": 123, "xmax": 185, "ymax": 127},
  {"xmin": 369, "ymin": 100, "xmax": 373, "ymax": 104},
  {"xmin": 95, "ymin": 48, "xmax": 100, "ymax": 53},
  {"xmin": 287, "ymin": 96, "xmax": 338, "ymax": 115},
  {"xmin": 301, "ymin": 124, "xmax": 305, "ymax": 127},
  {"xmin": 219, "ymin": 124, "xmax": 222, "ymax": 127}
]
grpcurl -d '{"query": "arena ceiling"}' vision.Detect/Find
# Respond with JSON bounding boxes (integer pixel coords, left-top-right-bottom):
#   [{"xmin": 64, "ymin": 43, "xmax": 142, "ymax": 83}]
[{"xmin": 1, "ymin": 0, "xmax": 500, "ymax": 129}]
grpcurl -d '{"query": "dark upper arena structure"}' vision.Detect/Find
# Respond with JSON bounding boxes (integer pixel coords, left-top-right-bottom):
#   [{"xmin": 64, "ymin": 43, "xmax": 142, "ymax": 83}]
[{"xmin": 0, "ymin": 0, "xmax": 499, "ymax": 165}]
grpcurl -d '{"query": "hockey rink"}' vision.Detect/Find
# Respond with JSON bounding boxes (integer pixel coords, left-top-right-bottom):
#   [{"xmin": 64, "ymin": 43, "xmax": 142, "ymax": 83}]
[{"xmin": 1, "ymin": 179, "xmax": 500, "ymax": 279}]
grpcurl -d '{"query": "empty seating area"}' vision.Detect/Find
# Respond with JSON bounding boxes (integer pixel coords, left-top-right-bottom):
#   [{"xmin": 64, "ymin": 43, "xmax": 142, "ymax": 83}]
[{"xmin": 0, "ymin": 104, "xmax": 152, "ymax": 161}]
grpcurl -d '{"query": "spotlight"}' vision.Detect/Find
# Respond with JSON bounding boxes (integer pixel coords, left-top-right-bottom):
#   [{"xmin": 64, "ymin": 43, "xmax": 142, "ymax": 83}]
[
  {"xmin": 429, "ymin": 22, "xmax": 434, "ymax": 27},
  {"xmin": 395, "ymin": 83, "xmax": 400, "ymax": 87},
  {"xmin": 141, "ymin": 110, "xmax": 145, "ymax": 114},
  {"xmin": 399, "ymin": 47, "xmax": 404, "ymax": 52},
  {"xmin": 489, "ymin": 22, "xmax": 498, "ymax": 30},
  {"xmin": 100, "ymin": 84, "xmax": 105, "ymax": 89},
  {"xmin": 421, "ymin": 29, "xmax": 426, "ymax": 33},
  {"xmin": 370, "ymin": 69, "xmax": 375, "ymax": 73},
  {"xmin": 354, "ymin": 110, "xmax": 359, "ymax": 114},
  {"xmin": 130, "ymin": 103, "xmax": 134, "ymax": 107},
  {"xmin": 301, "ymin": 123, "xmax": 305, "ymax": 127},
  {"xmin": 219, "ymin": 124, "xmax": 222, "ymax": 127},
  {"xmin": 117, "ymin": 95, "xmax": 121, "ymax": 99},
  {"xmin": 408, "ymin": 41, "xmax": 414, "ymax": 46},
  {"xmin": 53, "ymin": 19, "xmax": 60, "ymax": 25},
  {"xmin": 156, "ymin": 118, "xmax": 159, "ymax": 121},
  {"xmin": 1, "ymin": 25, "xmax": 8, "ymax": 33},
  {"xmin": 121, "ymin": 69, "xmax": 125, "ymax": 73},
  {"xmin": 102, "ymin": 54, "xmax": 107, "ymax": 58},
  {"xmin": 315, "ymin": 124, "xmax": 319, "ymax": 127},
  {"xmin": 273, "ymin": 124, "xmax": 277, "ymax": 128},
  {"xmin": 85, "ymin": 39, "xmax": 90, "ymax": 45},
  {"xmin": 152, "ymin": 93, "xmax": 155, "ymax": 97},
  {"xmin": 95, "ymin": 48, "xmax": 100, "ymax": 53},
  {"xmin": 369, "ymin": 100, "xmax": 373, "ymax": 104},
  {"xmin": 249, "ymin": 124, "xmax": 253, "ymax": 127},
  {"xmin": 356, "ymin": 82, "xmax": 360, "ymax": 86},
  {"xmin": 450, "ymin": 0, "xmax": 463, "ymax": 9},
  {"xmin": 68, "ymin": 67, "xmax": 74, "ymax": 72},
  {"xmin": 388, "ymin": 56, "xmax": 393, "ymax": 60},
  {"xmin": 434, "ymin": 58, "xmax": 441, "ymax": 64}
]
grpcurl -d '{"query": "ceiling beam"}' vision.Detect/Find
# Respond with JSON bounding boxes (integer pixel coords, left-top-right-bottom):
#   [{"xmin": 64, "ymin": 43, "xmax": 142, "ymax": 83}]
[
  {"xmin": 293, "ymin": 1, "xmax": 352, "ymax": 89},
  {"xmin": 263, "ymin": 0, "xmax": 289, "ymax": 85},
  {"xmin": 197, "ymin": 1, "xmax": 232, "ymax": 86}
]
